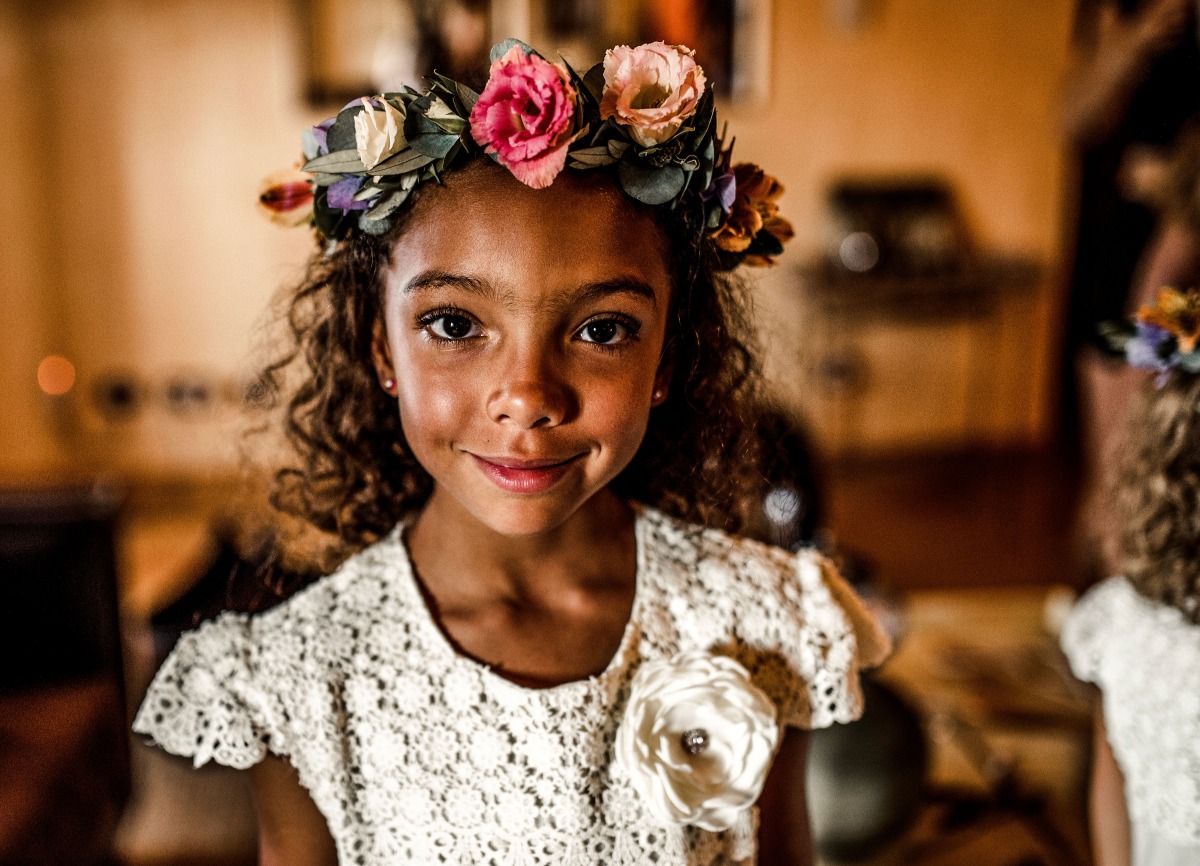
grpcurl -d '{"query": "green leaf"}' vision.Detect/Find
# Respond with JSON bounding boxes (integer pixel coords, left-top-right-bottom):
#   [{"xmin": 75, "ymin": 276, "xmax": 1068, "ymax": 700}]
[
  {"xmin": 456, "ymin": 82, "xmax": 480, "ymax": 115},
  {"xmin": 326, "ymin": 103, "xmax": 366, "ymax": 153},
  {"xmin": 490, "ymin": 38, "xmax": 535, "ymax": 63},
  {"xmin": 301, "ymin": 129, "xmax": 320, "ymax": 161},
  {"xmin": 370, "ymin": 148, "xmax": 436, "ymax": 176},
  {"xmin": 568, "ymin": 145, "xmax": 617, "ymax": 168},
  {"xmin": 618, "ymin": 162, "xmax": 686, "ymax": 205},
  {"xmin": 310, "ymin": 172, "xmax": 346, "ymax": 186},
  {"xmin": 705, "ymin": 203, "xmax": 725, "ymax": 230},
  {"xmin": 354, "ymin": 184, "xmax": 383, "ymax": 201},
  {"xmin": 583, "ymin": 63, "xmax": 606, "ymax": 105},
  {"xmin": 1179, "ymin": 352, "xmax": 1200, "ymax": 373},
  {"xmin": 607, "ymin": 139, "xmax": 630, "ymax": 159},
  {"xmin": 357, "ymin": 213, "xmax": 392, "ymax": 235},
  {"xmin": 303, "ymin": 149, "xmax": 366, "ymax": 173},
  {"xmin": 364, "ymin": 186, "xmax": 412, "ymax": 221},
  {"xmin": 410, "ymin": 132, "xmax": 460, "ymax": 159}
]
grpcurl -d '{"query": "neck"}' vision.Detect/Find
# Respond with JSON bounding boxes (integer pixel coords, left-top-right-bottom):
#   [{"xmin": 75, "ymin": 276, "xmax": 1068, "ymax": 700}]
[{"xmin": 407, "ymin": 487, "xmax": 635, "ymax": 601}]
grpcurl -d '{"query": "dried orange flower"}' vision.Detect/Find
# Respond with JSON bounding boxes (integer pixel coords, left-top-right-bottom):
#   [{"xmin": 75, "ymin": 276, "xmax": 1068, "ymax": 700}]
[
  {"xmin": 710, "ymin": 164, "xmax": 794, "ymax": 266},
  {"xmin": 1138, "ymin": 286, "xmax": 1200, "ymax": 353}
]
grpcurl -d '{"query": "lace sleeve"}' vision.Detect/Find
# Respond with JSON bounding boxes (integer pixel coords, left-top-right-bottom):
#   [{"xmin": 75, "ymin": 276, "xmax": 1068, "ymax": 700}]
[
  {"xmin": 1060, "ymin": 577, "xmax": 1122, "ymax": 685},
  {"xmin": 733, "ymin": 548, "xmax": 891, "ymax": 732},
  {"xmin": 132, "ymin": 612, "xmax": 284, "ymax": 769}
]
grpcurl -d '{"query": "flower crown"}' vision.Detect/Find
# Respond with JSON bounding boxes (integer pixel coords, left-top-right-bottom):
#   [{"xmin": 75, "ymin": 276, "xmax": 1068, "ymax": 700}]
[
  {"xmin": 259, "ymin": 39, "xmax": 793, "ymax": 268},
  {"xmin": 1107, "ymin": 286, "xmax": 1200, "ymax": 379}
]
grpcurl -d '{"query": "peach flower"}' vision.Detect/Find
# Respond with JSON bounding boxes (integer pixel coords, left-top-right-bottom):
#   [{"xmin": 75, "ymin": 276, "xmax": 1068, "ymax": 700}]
[{"xmin": 600, "ymin": 42, "xmax": 706, "ymax": 148}]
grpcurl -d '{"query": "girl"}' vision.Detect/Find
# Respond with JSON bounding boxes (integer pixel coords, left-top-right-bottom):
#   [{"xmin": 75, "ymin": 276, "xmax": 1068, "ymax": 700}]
[
  {"xmin": 1062, "ymin": 287, "xmax": 1200, "ymax": 866},
  {"xmin": 134, "ymin": 40, "xmax": 890, "ymax": 865}
]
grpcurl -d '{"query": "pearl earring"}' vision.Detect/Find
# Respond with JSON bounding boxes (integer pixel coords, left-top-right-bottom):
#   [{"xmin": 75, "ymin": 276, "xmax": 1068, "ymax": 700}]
[
  {"xmin": 652, "ymin": 388, "xmax": 664, "ymax": 401},
  {"xmin": 383, "ymin": 377, "xmax": 396, "ymax": 393}
]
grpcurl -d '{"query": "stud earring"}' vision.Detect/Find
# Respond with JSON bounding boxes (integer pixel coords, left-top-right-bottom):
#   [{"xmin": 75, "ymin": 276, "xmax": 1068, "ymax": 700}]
[
  {"xmin": 652, "ymin": 388, "xmax": 665, "ymax": 402},
  {"xmin": 383, "ymin": 377, "xmax": 396, "ymax": 393}
]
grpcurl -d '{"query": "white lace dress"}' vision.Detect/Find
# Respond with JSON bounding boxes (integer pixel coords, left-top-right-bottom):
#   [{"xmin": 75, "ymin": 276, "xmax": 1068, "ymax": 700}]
[
  {"xmin": 1061, "ymin": 577, "xmax": 1200, "ymax": 866},
  {"xmin": 133, "ymin": 505, "xmax": 890, "ymax": 866}
]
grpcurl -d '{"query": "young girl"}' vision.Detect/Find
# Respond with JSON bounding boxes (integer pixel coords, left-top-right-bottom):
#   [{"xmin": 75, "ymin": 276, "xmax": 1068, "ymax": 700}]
[
  {"xmin": 133, "ymin": 40, "xmax": 890, "ymax": 865},
  {"xmin": 1062, "ymin": 287, "xmax": 1200, "ymax": 866}
]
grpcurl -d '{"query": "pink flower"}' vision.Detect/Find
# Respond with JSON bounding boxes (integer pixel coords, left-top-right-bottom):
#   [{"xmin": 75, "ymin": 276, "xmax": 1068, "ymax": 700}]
[
  {"xmin": 469, "ymin": 45, "xmax": 578, "ymax": 189},
  {"xmin": 600, "ymin": 42, "xmax": 706, "ymax": 148}
]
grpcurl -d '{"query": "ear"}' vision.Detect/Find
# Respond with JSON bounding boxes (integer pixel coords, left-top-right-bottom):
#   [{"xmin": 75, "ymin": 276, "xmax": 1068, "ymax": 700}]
[
  {"xmin": 651, "ymin": 360, "xmax": 673, "ymax": 407},
  {"xmin": 370, "ymin": 317, "xmax": 395, "ymax": 386}
]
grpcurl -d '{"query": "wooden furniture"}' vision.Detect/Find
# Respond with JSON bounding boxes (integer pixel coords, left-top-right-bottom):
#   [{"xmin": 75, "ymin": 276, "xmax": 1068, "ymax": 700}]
[{"xmin": 786, "ymin": 257, "xmax": 1057, "ymax": 457}]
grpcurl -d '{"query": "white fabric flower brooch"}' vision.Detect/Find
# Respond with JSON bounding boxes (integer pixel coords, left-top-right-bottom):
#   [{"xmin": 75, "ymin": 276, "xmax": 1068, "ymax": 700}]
[{"xmin": 615, "ymin": 651, "xmax": 781, "ymax": 831}]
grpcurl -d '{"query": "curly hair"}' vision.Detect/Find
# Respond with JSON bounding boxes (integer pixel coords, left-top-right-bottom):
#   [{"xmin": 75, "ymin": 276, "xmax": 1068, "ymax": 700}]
[
  {"xmin": 257, "ymin": 158, "xmax": 777, "ymax": 571},
  {"xmin": 1112, "ymin": 372, "xmax": 1200, "ymax": 624}
]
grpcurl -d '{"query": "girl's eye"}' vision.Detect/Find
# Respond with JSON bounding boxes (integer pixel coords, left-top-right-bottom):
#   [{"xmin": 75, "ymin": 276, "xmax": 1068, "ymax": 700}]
[
  {"xmin": 578, "ymin": 318, "xmax": 638, "ymax": 346},
  {"xmin": 425, "ymin": 314, "xmax": 481, "ymax": 341}
]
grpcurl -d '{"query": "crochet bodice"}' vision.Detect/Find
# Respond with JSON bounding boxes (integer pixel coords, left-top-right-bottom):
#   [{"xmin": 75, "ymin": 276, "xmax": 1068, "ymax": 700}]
[
  {"xmin": 133, "ymin": 505, "xmax": 889, "ymax": 865},
  {"xmin": 1061, "ymin": 577, "xmax": 1200, "ymax": 848}
]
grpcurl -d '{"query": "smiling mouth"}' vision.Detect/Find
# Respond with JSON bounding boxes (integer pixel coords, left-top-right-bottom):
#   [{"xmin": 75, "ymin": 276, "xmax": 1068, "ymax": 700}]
[{"xmin": 470, "ymin": 453, "xmax": 582, "ymax": 494}]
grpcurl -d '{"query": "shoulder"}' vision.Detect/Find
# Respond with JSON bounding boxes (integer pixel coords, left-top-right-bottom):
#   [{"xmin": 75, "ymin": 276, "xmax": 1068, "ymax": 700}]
[
  {"xmin": 640, "ymin": 505, "xmax": 889, "ymax": 664},
  {"xmin": 637, "ymin": 506, "xmax": 891, "ymax": 728},
  {"xmin": 132, "ymin": 526, "xmax": 412, "ymax": 768},
  {"xmin": 1062, "ymin": 576, "xmax": 1200, "ymax": 687}
]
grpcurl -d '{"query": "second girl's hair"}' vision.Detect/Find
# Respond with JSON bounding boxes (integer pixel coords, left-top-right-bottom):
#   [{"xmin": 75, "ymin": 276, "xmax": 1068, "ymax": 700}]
[{"xmin": 1112, "ymin": 372, "xmax": 1200, "ymax": 623}]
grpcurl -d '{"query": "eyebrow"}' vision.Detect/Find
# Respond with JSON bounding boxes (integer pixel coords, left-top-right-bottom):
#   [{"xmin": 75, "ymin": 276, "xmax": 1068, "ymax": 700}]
[{"xmin": 403, "ymin": 271, "xmax": 659, "ymax": 309}]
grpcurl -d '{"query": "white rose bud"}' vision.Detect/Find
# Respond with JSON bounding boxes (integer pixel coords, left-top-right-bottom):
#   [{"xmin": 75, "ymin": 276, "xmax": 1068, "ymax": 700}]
[
  {"xmin": 354, "ymin": 98, "xmax": 405, "ymax": 170},
  {"xmin": 615, "ymin": 651, "xmax": 780, "ymax": 831}
]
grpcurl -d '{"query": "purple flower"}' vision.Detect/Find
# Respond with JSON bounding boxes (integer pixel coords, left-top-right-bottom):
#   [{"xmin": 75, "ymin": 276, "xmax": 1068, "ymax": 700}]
[
  {"xmin": 702, "ymin": 141, "xmax": 736, "ymax": 214},
  {"xmin": 1127, "ymin": 321, "xmax": 1173, "ymax": 372},
  {"xmin": 311, "ymin": 117, "xmax": 335, "ymax": 155},
  {"xmin": 327, "ymin": 176, "xmax": 370, "ymax": 212}
]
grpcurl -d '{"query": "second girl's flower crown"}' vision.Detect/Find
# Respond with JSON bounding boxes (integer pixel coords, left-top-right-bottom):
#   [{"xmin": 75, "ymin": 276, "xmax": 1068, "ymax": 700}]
[
  {"xmin": 1108, "ymin": 286, "xmax": 1200, "ymax": 382},
  {"xmin": 260, "ymin": 39, "xmax": 793, "ymax": 269}
]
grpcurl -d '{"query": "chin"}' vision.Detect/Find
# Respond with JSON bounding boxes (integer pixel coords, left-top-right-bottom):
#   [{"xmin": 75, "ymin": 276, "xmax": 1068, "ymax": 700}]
[{"xmin": 459, "ymin": 492, "xmax": 589, "ymax": 538}]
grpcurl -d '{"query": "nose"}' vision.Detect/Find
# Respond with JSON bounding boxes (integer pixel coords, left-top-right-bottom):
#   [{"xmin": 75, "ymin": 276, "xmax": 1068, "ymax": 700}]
[{"xmin": 486, "ymin": 356, "xmax": 573, "ymax": 429}]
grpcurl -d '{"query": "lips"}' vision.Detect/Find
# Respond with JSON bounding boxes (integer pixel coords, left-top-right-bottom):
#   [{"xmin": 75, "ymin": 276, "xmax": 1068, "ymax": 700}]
[{"xmin": 471, "ymin": 453, "xmax": 581, "ymax": 494}]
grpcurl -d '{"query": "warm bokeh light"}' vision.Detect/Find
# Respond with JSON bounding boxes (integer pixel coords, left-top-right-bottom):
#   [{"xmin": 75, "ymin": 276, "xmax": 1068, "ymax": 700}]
[{"xmin": 37, "ymin": 355, "xmax": 76, "ymax": 396}]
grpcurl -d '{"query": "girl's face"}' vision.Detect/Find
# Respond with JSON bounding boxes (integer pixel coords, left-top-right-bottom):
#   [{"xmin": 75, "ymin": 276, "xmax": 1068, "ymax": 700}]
[{"xmin": 372, "ymin": 163, "xmax": 673, "ymax": 537}]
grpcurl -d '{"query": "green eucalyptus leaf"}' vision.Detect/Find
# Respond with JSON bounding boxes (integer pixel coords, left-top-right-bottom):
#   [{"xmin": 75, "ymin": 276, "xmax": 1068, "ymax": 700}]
[
  {"xmin": 568, "ymin": 145, "xmax": 617, "ymax": 168},
  {"xmin": 357, "ymin": 213, "xmax": 392, "ymax": 235},
  {"xmin": 618, "ymin": 161, "xmax": 686, "ymax": 205},
  {"xmin": 310, "ymin": 172, "xmax": 345, "ymax": 186},
  {"xmin": 490, "ymin": 38, "xmax": 535, "ymax": 63},
  {"xmin": 410, "ymin": 132, "xmax": 460, "ymax": 159},
  {"xmin": 313, "ymin": 187, "xmax": 354, "ymax": 240},
  {"xmin": 303, "ymin": 149, "xmax": 367, "ymax": 173},
  {"xmin": 301, "ymin": 129, "xmax": 320, "ymax": 161},
  {"xmin": 1179, "ymin": 352, "xmax": 1200, "ymax": 373},
  {"xmin": 583, "ymin": 63, "xmax": 606, "ymax": 105},
  {"xmin": 456, "ymin": 82, "xmax": 480, "ymax": 114},
  {"xmin": 705, "ymin": 204, "xmax": 725, "ymax": 230},
  {"xmin": 326, "ymin": 103, "xmax": 366, "ymax": 152},
  {"xmin": 364, "ymin": 186, "xmax": 412, "ymax": 220},
  {"xmin": 354, "ymin": 184, "xmax": 383, "ymax": 201},
  {"xmin": 370, "ymin": 147, "xmax": 435, "ymax": 175},
  {"xmin": 607, "ymin": 139, "xmax": 630, "ymax": 159}
]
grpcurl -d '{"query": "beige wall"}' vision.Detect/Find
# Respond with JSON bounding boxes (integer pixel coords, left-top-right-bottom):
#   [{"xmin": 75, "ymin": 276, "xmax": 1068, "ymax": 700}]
[
  {"xmin": 0, "ymin": 0, "xmax": 1077, "ymax": 476},
  {"xmin": 726, "ymin": 0, "xmax": 1075, "ymax": 260}
]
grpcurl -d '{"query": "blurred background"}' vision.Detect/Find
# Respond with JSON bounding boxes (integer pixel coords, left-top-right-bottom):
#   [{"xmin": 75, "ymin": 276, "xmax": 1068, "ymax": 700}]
[{"xmin": 3, "ymin": 0, "xmax": 1191, "ymax": 863}]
